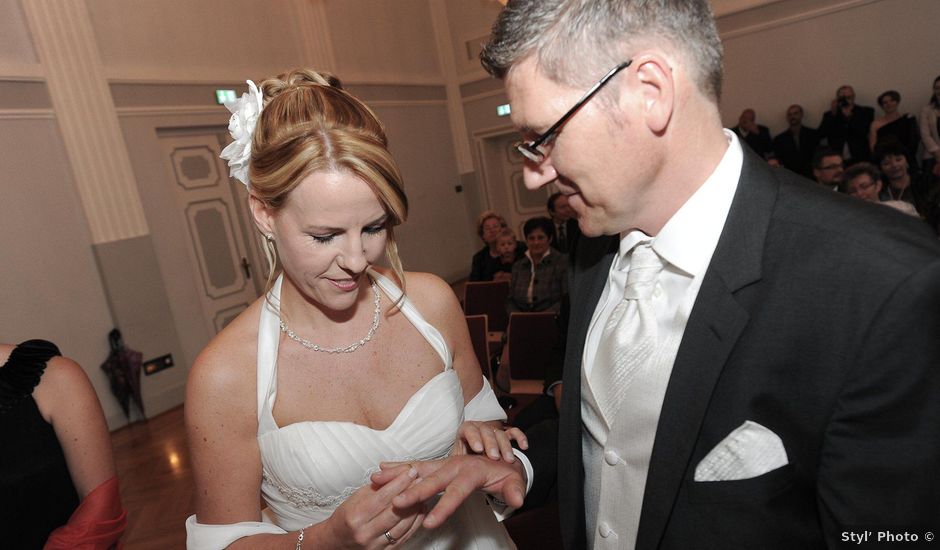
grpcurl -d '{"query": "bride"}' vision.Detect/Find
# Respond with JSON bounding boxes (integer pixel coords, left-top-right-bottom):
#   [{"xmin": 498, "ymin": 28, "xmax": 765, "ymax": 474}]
[{"xmin": 184, "ymin": 69, "xmax": 526, "ymax": 549}]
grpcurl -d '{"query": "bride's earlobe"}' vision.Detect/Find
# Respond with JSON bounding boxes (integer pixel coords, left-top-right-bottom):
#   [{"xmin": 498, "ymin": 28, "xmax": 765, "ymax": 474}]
[{"xmin": 248, "ymin": 194, "xmax": 276, "ymax": 237}]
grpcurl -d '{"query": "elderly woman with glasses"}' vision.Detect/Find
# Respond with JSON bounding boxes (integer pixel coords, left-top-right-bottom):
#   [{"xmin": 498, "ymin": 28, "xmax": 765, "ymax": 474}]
[{"xmin": 469, "ymin": 210, "xmax": 526, "ymax": 282}]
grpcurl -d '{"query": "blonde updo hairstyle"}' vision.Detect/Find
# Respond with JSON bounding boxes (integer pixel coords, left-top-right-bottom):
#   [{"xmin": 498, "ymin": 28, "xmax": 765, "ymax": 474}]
[{"xmin": 248, "ymin": 69, "xmax": 408, "ymax": 292}]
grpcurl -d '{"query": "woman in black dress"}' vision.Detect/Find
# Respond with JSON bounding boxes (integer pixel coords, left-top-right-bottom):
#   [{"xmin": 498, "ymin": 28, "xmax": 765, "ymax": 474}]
[
  {"xmin": 869, "ymin": 90, "xmax": 920, "ymax": 165},
  {"xmin": 0, "ymin": 340, "xmax": 125, "ymax": 549}
]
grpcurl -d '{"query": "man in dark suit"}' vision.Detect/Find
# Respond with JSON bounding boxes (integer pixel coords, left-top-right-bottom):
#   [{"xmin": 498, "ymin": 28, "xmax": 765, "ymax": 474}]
[
  {"xmin": 773, "ymin": 104, "xmax": 820, "ymax": 178},
  {"xmin": 819, "ymin": 85, "xmax": 875, "ymax": 165},
  {"xmin": 732, "ymin": 108, "xmax": 773, "ymax": 159},
  {"xmin": 547, "ymin": 191, "xmax": 578, "ymax": 253},
  {"xmin": 380, "ymin": 1, "xmax": 940, "ymax": 548}
]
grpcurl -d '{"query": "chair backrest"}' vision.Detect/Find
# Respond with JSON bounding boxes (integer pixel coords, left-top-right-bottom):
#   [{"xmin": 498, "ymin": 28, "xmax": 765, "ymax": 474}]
[
  {"xmin": 464, "ymin": 314, "xmax": 491, "ymax": 381},
  {"xmin": 507, "ymin": 311, "xmax": 561, "ymax": 383},
  {"xmin": 463, "ymin": 280, "xmax": 510, "ymax": 332}
]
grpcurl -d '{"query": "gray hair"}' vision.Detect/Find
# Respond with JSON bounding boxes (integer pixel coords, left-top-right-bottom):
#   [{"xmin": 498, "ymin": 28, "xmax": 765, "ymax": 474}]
[{"xmin": 480, "ymin": 0, "xmax": 723, "ymax": 103}]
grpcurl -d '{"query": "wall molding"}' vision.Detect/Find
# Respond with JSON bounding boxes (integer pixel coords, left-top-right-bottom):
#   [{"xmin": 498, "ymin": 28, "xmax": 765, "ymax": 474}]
[
  {"xmin": 113, "ymin": 101, "xmax": 446, "ymax": 117},
  {"xmin": 291, "ymin": 0, "xmax": 336, "ymax": 72},
  {"xmin": 22, "ymin": 0, "xmax": 149, "ymax": 244},
  {"xmin": 103, "ymin": 71, "xmax": 445, "ymax": 88},
  {"xmin": 115, "ymin": 106, "xmax": 228, "ymax": 118},
  {"xmin": 458, "ymin": 69, "xmax": 491, "ymax": 85},
  {"xmin": 430, "ymin": 0, "xmax": 473, "ymax": 173},
  {"xmin": 364, "ymin": 99, "xmax": 448, "ymax": 108},
  {"xmin": 719, "ymin": 0, "xmax": 882, "ymax": 39},
  {"xmin": 0, "ymin": 108, "xmax": 55, "ymax": 120},
  {"xmin": 462, "ymin": 88, "xmax": 505, "ymax": 105},
  {"xmin": 0, "ymin": 63, "xmax": 44, "ymax": 80}
]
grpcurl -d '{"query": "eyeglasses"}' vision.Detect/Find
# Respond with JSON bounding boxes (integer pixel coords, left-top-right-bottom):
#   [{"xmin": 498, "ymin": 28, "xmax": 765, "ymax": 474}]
[
  {"xmin": 515, "ymin": 60, "xmax": 632, "ymax": 163},
  {"xmin": 847, "ymin": 179, "xmax": 877, "ymax": 195}
]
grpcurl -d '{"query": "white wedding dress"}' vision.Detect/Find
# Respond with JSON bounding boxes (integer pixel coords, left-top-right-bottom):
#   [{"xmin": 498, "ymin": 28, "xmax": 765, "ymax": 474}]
[{"xmin": 186, "ymin": 272, "xmax": 515, "ymax": 549}]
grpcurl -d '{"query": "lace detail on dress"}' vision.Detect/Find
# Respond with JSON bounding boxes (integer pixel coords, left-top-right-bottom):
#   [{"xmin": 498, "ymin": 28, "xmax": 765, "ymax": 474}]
[
  {"xmin": 262, "ymin": 470, "xmax": 362, "ymax": 510},
  {"xmin": 261, "ymin": 449, "xmax": 450, "ymax": 510}
]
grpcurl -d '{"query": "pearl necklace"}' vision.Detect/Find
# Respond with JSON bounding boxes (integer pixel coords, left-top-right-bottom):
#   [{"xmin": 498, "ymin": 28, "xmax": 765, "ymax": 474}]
[{"xmin": 279, "ymin": 279, "xmax": 381, "ymax": 353}]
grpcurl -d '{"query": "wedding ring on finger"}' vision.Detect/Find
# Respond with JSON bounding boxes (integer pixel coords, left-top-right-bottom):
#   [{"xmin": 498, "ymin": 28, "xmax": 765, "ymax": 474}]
[{"xmin": 384, "ymin": 530, "xmax": 399, "ymax": 545}]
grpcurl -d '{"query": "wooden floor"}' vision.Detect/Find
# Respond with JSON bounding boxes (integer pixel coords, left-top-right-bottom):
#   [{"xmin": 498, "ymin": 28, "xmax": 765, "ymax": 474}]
[{"xmin": 112, "ymin": 405, "xmax": 192, "ymax": 549}]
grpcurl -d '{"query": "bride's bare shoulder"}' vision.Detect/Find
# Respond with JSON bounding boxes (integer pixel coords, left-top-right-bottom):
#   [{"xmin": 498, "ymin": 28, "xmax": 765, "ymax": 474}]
[{"xmin": 187, "ymin": 298, "xmax": 265, "ymax": 402}]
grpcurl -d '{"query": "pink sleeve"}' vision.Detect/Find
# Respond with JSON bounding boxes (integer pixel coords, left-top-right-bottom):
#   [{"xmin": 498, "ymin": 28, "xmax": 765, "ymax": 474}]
[{"xmin": 44, "ymin": 476, "xmax": 127, "ymax": 550}]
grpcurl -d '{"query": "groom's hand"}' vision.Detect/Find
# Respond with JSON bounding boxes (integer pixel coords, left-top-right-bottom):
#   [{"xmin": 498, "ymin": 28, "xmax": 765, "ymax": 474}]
[{"xmin": 372, "ymin": 455, "xmax": 526, "ymax": 529}]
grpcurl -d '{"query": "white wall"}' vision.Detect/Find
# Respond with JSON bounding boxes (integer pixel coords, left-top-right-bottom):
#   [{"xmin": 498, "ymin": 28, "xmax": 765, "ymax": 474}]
[
  {"xmin": 85, "ymin": 0, "xmax": 309, "ymax": 81},
  {"xmin": 719, "ymin": 0, "xmax": 940, "ymax": 136},
  {"xmin": 326, "ymin": 0, "xmax": 442, "ymax": 84},
  {"xmin": 0, "ymin": 116, "xmax": 117, "ymax": 421}
]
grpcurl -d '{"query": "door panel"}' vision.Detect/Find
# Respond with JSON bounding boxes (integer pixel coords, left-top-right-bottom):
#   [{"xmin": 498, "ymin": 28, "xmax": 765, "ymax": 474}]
[
  {"xmin": 476, "ymin": 130, "xmax": 557, "ymax": 236},
  {"xmin": 159, "ymin": 133, "xmax": 260, "ymax": 335}
]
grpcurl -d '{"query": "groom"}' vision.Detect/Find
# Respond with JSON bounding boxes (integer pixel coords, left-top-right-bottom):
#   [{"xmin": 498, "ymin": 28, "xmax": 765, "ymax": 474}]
[{"xmin": 378, "ymin": 1, "xmax": 940, "ymax": 548}]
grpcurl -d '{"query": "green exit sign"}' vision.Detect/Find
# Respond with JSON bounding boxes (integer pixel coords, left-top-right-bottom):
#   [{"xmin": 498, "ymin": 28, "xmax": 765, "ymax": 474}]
[
  {"xmin": 215, "ymin": 89, "xmax": 236, "ymax": 105},
  {"xmin": 496, "ymin": 103, "xmax": 511, "ymax": 116}
]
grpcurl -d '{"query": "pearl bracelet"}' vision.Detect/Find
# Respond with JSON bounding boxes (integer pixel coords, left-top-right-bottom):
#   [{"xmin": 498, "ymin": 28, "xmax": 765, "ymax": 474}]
[{"xmin": 295, "ymin": 527, "xmax": 304, "ymax": 550}]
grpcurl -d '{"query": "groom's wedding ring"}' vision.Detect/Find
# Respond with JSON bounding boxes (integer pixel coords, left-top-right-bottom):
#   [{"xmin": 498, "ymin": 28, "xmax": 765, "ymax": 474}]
[{"xmin": 384, "ymin": 530, "xmax": 398, "ymax": 545}]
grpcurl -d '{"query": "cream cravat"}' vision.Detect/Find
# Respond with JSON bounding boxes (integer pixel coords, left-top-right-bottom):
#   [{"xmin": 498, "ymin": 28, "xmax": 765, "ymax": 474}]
[{"xmin": 592, "ymin": 242, "xmax": 664, "ymax": 423}]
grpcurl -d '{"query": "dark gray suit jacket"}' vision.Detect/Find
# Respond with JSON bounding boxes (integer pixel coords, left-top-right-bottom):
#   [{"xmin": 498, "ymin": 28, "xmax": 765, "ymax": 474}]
[{"xmin": 526, "ymin": 149, "xmax": 940, "ymax": 549}]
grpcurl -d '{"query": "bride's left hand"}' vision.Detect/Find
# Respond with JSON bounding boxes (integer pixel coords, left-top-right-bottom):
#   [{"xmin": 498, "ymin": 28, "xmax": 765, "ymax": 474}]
[{"xmin": 453, "ymin": 420, "xmax": 527, "ymax": 462}]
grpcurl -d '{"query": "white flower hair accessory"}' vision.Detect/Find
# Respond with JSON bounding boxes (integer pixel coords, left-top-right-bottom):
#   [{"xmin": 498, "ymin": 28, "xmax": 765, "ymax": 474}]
[{"xmin": 220, "ymin": 80, "xmax": 264, "ymax": 189}]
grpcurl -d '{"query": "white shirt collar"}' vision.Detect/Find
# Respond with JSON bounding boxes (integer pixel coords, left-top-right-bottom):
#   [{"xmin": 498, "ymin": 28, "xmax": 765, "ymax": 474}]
[
  {"xmin": 525, "ymin": 248, "xmax": 551, "ymax": 263},
  {"xmin": 616, "ymin": 129, "xmax": 743, "ymax": 277}
]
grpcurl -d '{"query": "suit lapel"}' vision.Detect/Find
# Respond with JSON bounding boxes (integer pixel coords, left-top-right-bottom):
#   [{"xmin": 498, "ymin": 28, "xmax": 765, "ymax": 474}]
[
  {"xmin": 558, "ymin": 234, "xmax": 618, "ymax": 548},
  {"xmin": 636, "ymin": 149, "xmax": 779, "ymax": 549}
]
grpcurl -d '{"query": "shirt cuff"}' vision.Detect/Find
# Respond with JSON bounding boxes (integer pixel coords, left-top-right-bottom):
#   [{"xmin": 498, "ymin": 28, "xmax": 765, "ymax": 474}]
[
  {"xmin": 513, "ymin": 448, "xmax": 534, "ymax": 495},
  {"xmin": 487, "ymin": 449, "xmax": 534, "ymax": 522}
]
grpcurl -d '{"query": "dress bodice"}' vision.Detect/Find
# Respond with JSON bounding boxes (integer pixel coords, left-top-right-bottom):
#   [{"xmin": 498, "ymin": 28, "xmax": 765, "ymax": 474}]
[
  {"xmin": 0, "ymin": 340, "xmax": 80, "ymax": 549},
  {"xmin": 187, "ymin": 272, "xmax": 514, "ymax": 549}
]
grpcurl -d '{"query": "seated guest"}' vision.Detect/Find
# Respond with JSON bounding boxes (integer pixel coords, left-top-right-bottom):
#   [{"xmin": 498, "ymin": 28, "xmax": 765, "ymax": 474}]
[
  {"xmin": 839, "ymin": 162, "xmax": 917, "ymax": 217},
  {"xmin": 812, "ymin": 147, "xmax": 845, "ymax": 190},
  {"xmin": 469, "ymin": 209, "xmax": 525, "ymax": 281},
  {"xmin": 547, "ymin": 192, "xmax": 576, "ymax": 253},
  {"xmin": 732, "ymin": 108, "xmax": 772, "ymax": 159},
  {"xmin": 492, "ymin": 227, "xmax": 519, "ymax": 282},
  {"xmin": 869, "ymin": 90, "xmax": 920, "ymax": 167},
  {"xmin": 508, "ymin": 216, "xmax": 568, "ymax": 313},
  {"xmin": 840, "ymin": 162, "xmax": 883, "ymax": 202},
  {"xmin": 819, "ymin": 84, "xmax": 875, "ymax": 164},
  {"xmin": 773, "ymin": 104, "xmax": 820, "ymax": 178},
  {"xmin": 877, "ymin": 142, "xmax": 921, "ymax": 207},
  {"xmin": 0, "ymin": 340, "xmax": 126, "ymax": 549}
]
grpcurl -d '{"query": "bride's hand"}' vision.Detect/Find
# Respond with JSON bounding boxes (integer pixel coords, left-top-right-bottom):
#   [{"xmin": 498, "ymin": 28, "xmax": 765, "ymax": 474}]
[
  {"xmin": 453, "ymin": 420, "xmax": 527, "ymax": 462},
  {"xmin": 322, "ymin": 464, "xmax": 425, "ymax": 549}
]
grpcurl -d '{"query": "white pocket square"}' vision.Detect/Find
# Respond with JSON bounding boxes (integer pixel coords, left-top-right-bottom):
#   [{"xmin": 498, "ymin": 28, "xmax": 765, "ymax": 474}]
[{"xmin": 694, "ymin": 420, "xmax": 788, "ymax": 482}]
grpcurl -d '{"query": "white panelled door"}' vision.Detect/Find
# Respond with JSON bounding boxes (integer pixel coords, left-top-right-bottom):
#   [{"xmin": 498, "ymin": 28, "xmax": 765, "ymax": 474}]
[{"xmin": 159, "ymin": 132, "xmax": 264, "ymax": 335}]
